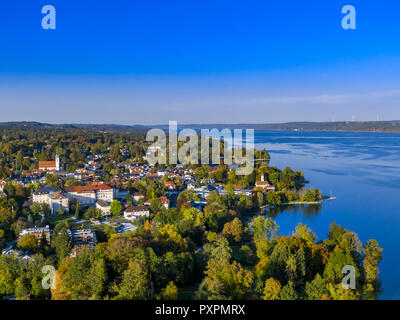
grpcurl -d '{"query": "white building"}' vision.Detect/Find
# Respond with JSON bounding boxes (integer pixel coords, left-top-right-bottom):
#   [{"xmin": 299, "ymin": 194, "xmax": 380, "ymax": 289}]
[
  {"xmin": 96, "ymin": 200, "xmax": 111, "ymax": 215},
  {"xmin": 133, "ymin": 192, "xmax": 145, "ymax": 202},
  {"xmin": 32, "ymin": 187, "xmax": 69, "ymax": 214},
  {"xmin": 64, "ymin": 182, "xmax": 114, "ymax": 207},
  {"xmin": 124, "ymin": 205, "xmax": 150, "ymax": 221},
  {"xmin": 0, "ymin": 180, "xmax": 7, "ymax": 191},
  {"xmin": 49, "ymin": 192, "xmax": 69, "ymax": 214},
  {"xmin": 19, "ymin": 225, "xmax": 51, "ymax": 244},
  {"xmin": 38, "ymin": 155, "xmax": 61, "ymax": 172},
  {"xmin": 255, "ymin": 174, "xmax": 276, "ymax": 191}
]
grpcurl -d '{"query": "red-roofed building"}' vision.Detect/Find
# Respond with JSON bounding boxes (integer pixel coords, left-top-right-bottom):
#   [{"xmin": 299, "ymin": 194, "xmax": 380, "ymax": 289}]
[
  {"xmin": 159, "ymin": 196, "xmax": 170, "ymax": 209},
  {"xmin": 65, "ymin": 182, "xmax": 114, "ymax": 206},
  {"xmin": 38, "ymin": 155, "xmax": 61, "ymax": 172},
  {"xmin": 144, "ymin": 196, "xmax": 170, "ymax": 209}
]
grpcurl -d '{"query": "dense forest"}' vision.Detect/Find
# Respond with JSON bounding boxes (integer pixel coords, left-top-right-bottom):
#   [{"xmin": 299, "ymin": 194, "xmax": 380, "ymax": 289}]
[{"xmin": 0, "ymin": 211, "xmax": 383, "ymax": 300}]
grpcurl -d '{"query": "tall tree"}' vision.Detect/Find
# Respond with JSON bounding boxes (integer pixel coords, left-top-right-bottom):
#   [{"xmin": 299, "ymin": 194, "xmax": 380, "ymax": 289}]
[{"xmin": 110, "ymin": 200, "xmax": 123, "ymax": 217}]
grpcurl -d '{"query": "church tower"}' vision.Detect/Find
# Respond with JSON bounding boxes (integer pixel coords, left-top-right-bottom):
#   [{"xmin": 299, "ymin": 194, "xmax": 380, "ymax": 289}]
[{"xmin": 55, "ymin": 154, "xmax": 60, "ymax": 171}]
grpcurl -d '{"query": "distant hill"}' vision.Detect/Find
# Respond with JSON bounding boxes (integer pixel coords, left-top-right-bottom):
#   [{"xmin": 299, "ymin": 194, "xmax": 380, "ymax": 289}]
[
  {"xmin": 0, "ymin": 122, "xmax": 149, "ymax": 132},
  {"xmin": 179, "ymin": 121, "xmax": 400, "ymax": 133},
  {"xmin": 2, "ymin": 121, "xmax": 400, "ymax": 133}
]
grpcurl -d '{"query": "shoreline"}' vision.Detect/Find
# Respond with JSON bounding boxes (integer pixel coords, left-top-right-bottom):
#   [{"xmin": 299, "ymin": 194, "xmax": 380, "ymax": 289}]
[{"xmin": 260, "ymin": 196, "xmax": 336, "ymax": 209}]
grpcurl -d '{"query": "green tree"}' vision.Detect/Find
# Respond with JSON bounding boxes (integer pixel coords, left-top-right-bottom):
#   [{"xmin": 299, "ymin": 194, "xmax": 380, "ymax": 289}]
[
  {"xmin": 52, "ymin": 248, "xmax": 107, "ymax": 300},
  {"xmin": 126, "ymin": 192, "xmax": 133, "ymax": 206},
  {"xmin": 150, "ymin": 198, "xmax": 162, "ymax": 213},
  {"xmin": 57, "ymin": 206, "xmax": 64, "ymax": 216},
  {"xmin": 27, "ymin": 214, "xmax": 34, "ymax": 226},
  {"xmin": 30, "ymin": 203, "xmax": 41, "ymax": 216},
  {"xmin": 14, "ymin": 277, "xmax": 29, "ymax": 300},
  {"xmin": 294, "ymin": 223, "xmax": 316, "ymax": 244},
  {"xmin": 110, "ymin": 200, "xmax": 123, "ymax": 217},
  {"xmin": 323, "ymin": 250, "xmax": 358, "ymax": 283},
  {"xmin": 266, "ymin": 192, "xmax": 281, "ymax": 206},
  {"xmin": 116, "ymin": 259, "xmax": 149, "ymax": 300},
  {"xmin": 203, "ymin": 232, "xmax": 232, "ymax": 262},
  {"xmin": 249, "ymin": 216, "xmax": 278, "ymax": 241},
  {"xmin": 305, "ymin": 274, "xmax": 326, "ymax": 300},
  {"xmin": 0, "ymin": 255, "xmax": 21, "ymax": 296},
  {"xmin": 54, "ymin": 228, "xmax": 71, "ymax": 263},
  {"xmin": 256, "ymin": 191, "xmax": 264, "ymax": 207},
  {"xmin": 196, "ymin": 259, "xmax": 254, "ymax": 300},
  {"xmin": 84, "ymin": 207, "xmax": 102, "ymax": 220},
  {"xmin": 362, "ymin": 239, "xmax": 383, "ymax": 287},
  {"xmin": 41, "ymin": 203, "xmax": 51, "ymax": 216},
  {"xmin": 74, "ymin": 200, "xmax": 80, "ymax": 219},
  {"xmin": 280, "ymin": 281, "xmax": 298, "ymax": 300},
  {"xmin": 18, "ymin": 234, "xmax": 38, "ymax": 253}
]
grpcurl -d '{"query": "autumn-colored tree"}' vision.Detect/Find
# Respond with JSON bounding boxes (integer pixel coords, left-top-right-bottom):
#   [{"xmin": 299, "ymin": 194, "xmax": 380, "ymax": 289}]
[
  {"xmin": 222, "ymin": 218, "xmax": 247, "ymax": 243},
  {"xmin": 325, "ymin": 282, "xmax": 357, "ymax": 300},
  {"xmin": 294, "ymin": 223, "xmax": 316, "ymax": 244},
  {"xmin": 52, "ymin": 249, "xmax": 107, "ymax": 300},
  {"xmin": 156, "ymin": 224, "xmax": 188, "ymax": 252},
  {"xmin": 263, "ymin": 278, "xmax": 282, "ymax": 300},
  {"xmin": 362, "ymin": 239, "xmax": 383, "ymax": 288},
  {"xmin": 158, "ymin": 281, "xmax": 178, "ymax": 300},
  {"xmin": 255, "ymin": 257, "xmax": 270, "ymax": 282}
]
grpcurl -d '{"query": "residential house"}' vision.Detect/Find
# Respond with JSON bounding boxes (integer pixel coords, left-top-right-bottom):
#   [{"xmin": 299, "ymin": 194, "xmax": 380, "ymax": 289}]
[
  {"xmin": 133, "ymin": 192, "xmax": 145, "ymax": 203},
  {"xmin": 144, "ymin": 196, "xmax": 170, "ymax": 209},
  {"xmin": 159, "ymin": 196, "xmax": 170, "ymax": 209},
  {"xmin": 67, "ymin": 229, "xmax": 97, "ymax": 249},
  {"xmin": 19, "ymin": 225, "xmax": 51, "ymax": 244}
]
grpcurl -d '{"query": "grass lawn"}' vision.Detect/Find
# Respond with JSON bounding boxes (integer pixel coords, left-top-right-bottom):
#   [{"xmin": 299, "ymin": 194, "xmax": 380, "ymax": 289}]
[{"xmin": 45, "ymin": 215, "xmax": 76, "ymax": 228}]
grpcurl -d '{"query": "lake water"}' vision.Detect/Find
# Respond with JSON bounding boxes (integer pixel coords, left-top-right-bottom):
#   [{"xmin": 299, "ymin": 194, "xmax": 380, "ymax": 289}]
[{"xmin": 254, "ymin": 130, "xmax": 400, "ymax": 300}]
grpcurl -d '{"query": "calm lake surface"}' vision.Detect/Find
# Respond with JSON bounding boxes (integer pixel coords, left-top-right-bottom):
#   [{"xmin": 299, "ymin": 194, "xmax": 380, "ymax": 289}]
[{"xmin": 254, "ymin": 130, "xmax": 400, "ymax": 300}]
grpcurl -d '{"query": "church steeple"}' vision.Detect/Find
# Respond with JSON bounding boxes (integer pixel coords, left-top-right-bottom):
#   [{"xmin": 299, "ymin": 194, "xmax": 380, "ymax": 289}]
[{"xmin": 55, "ymin": 154, "xmax": 60, "ymax": 171}]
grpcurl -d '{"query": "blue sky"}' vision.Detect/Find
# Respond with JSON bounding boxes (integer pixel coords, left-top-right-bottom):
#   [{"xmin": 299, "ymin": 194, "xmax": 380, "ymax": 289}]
[{"xmin": 0, "ymin": 0, "xmax": 400, "ymax": 124}]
